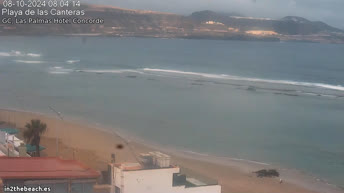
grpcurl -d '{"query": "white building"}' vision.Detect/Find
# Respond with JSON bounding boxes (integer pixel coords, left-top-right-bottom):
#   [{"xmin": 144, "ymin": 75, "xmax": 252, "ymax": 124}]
[
  {"xmin": 109, "ymin": 152, "xmax": 221, "ymax": 193},
  {"xmin": 0, "ymin": 131, "xmax": 27, "ymax": 157}
]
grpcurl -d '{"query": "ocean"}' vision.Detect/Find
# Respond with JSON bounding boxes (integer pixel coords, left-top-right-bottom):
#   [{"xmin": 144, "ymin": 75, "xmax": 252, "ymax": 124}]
[{"xmin": 0, "ymin": 36, "xmax": 344, "ymax": 189}]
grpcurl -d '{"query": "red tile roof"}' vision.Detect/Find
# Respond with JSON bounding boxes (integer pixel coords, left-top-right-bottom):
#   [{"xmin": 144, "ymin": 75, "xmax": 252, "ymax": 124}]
[{"xmin": 0, "ymin": 157, "xmax": 100, "ymax": 180}]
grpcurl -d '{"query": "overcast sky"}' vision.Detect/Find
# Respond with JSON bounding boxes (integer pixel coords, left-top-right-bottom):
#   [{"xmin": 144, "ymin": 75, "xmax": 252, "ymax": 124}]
[{"xmin": 85, "ymin": 0, "xmax": 344, "ymax": 29}]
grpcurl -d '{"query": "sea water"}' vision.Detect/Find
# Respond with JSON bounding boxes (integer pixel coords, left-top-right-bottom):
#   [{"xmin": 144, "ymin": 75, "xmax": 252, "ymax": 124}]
[{"xmin": 0, "ymin": 36, "xmax": 343, "ymax": 189}]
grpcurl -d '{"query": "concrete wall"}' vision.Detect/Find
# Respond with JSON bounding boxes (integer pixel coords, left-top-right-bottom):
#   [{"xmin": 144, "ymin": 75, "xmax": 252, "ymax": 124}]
[
  {"xmin": 112, "ymin": 167, "xmax": 221, "ymax": 193},
  {"xmin": 180, "ymin": 185, "xmax": 221, "ymax": 193},
  {"xmin": 123, "ymin": 168, "xmax": 179, "ymax": 193}
]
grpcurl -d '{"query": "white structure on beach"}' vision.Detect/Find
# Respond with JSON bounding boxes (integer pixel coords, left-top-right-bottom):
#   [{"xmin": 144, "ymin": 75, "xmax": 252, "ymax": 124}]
[{"xmin": 108, "ymin": 152, "xmax": 221, "ymax": 193}]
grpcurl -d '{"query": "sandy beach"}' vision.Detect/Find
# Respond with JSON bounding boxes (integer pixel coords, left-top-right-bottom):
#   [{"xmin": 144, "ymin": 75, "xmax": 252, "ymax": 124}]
[{"xmin": 0, "ymin": 108, "xmax": 342, "ymax": 193}]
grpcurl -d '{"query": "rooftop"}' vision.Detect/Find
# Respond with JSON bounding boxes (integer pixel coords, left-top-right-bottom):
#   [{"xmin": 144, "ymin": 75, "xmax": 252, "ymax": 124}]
[
  {"xmin": 114, "ymin": 151, "xmax": 176, "ymax": 171},
  {"xmin": 0, "ymin": 157, "xmax": 100, "ymax": 180},
  {"xmin": 114, "ymin": 162, "xmax": 177, "ymax": 171},
  {"xmin": 115, "ymin": 163, "xmax": 143, "ymax": 171}
]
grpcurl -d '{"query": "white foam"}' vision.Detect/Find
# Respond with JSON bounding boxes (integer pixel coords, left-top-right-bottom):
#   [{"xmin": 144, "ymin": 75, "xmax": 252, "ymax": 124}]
[
  {"xmin": 0, "ymin": 50, "xmax": 23, "ymax": 57},
  {"xmin": 181, "ymin": 150, "xmax": 270, "ymax": 166},
  {"xmin": 0, "ymin": 50, "xmax": 41, "ymax": 57},
  {"xmin": 48, "ymin": 67, "xmax": 73, "ymax": 74},
  {"xmin": 143, "ymin": 68, "xmax": 344, "ymax": 92},
  {"xmin": 14, "ymin": 60, "xmax": 46, "ymax": 64},
  {"xmin": 27, "ymin": 53, "xmax": 41, "ymax": 57},
  {"xmin": 229, "ymin": 158, "xmax": 270, "ymax": 166},
  {"xmin": 0, "ymin": 52, "xmax": 11, "ymax": 57},
  {"xmin": 81, "ymin": 69, "xmax": 144, "ymax": 74},
  {"xmin": 66, "ymin": 60, "xmax": 80, "ymax": 64},
  {"xmin": 49, "ymin": 71, "xmax": 70, "ymax": 74},
  {"xmin": 182, "ymin": 150, "xmax": 210, "ymax": 157}
]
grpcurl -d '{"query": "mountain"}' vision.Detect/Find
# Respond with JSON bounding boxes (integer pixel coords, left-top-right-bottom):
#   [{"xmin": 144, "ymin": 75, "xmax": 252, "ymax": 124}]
[
  {"xmin": 187, "ymin": 11, "xmax": 344, "ymax": 35},
  {"xmin": 275, "ymin": 16, "xmax": 344, "ymax": 35},
  {"xmin": 1, "ymin": 4, "xmax": 343, "ymax": 43},
  {"xmin": 189, "ymin": 10, "xmax": 242, "ymax": 22}
]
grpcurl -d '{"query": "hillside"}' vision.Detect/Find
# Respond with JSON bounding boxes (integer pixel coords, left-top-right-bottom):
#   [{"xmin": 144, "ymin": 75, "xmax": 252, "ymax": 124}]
[
  {"xmin": 188, "ymin": 11, "xmax": 344, "ymax": 35},
  {"xmin": 1, "ymin": 4, "xmax": 343, "ymax": 43}
]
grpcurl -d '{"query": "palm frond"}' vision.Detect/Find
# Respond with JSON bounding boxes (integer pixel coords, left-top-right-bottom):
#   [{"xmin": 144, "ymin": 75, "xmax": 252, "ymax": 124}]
[{"xmin": 22, "ymin": 119, "xmax": 48, "ymax": 157}]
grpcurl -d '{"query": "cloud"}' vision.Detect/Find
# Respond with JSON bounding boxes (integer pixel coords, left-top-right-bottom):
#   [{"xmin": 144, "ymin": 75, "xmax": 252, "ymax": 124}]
[
  {"xmin": 84, "ymin": 0, "xmax": 344, "ymax": 29},
  {"xmin": 288, "ymin": 0, "xmax": 296, "ymax": 7}
]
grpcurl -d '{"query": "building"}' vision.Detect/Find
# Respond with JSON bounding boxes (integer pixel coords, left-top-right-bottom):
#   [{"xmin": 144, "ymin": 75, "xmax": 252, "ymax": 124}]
[
  {"xmin": 0, "ymin": 128, "xmax": 44, "ymax": 157},
  {"xmin": 205, "ymin": 21, "xmax": 225, "ymax": 25},
  {"xmin": 108, "ymin": 152, "xmax": 221, "ymax": 193},
  {"xmin": 0, "ymin": 129, "xmax": 31, "ymax": 157},
  {"xmin": 0, "ymin": 130, "xmax": 20, "ymax": 157},
  {"xmin": 245, "ymin": 30, "xmax": 278, "ymax": 36},
  {"xmin": 0, "ymin": 157, "xmax": 100, "ymax": 193}
]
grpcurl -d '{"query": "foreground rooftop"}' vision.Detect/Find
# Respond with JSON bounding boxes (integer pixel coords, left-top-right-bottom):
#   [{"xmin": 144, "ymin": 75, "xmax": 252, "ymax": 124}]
[{"xmin": 0, "ymin": 157, "xmax": 100, "ymax": 180}]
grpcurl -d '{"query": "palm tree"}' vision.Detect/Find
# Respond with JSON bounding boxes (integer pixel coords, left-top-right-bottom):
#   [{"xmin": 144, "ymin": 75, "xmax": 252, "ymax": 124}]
[{"xmin": 23, "ymin": 119, "xmax": 47, "ymax": 157}]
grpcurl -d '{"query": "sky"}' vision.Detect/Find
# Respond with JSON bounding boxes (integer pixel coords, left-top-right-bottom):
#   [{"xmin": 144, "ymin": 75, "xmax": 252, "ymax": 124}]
[{"xmin": 85, "ymin": 0, "xmax": 344, "ymax": 29}]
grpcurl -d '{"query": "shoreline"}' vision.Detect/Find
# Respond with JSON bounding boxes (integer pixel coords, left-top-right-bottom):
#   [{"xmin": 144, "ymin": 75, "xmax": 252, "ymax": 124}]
[
  {"xmin": 1, "ymin": 34, "xmax": 344, "ymax": 45},
  {"xmin": 0, "ymin": 108, "xmax": 343, "ymax": 193}
]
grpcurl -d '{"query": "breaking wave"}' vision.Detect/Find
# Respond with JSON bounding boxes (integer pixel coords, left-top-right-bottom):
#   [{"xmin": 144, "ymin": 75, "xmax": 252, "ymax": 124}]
[
  {"xmin": 0, "ymin": 50, "xmax": 41, "ymax": 57},
  {"xmin": 47, "ymin": 67, "xmax": 344, "ymax": 92},
  {"xmin": 76, "ymin": 69, "xmax": 144, "ymax": 74},
  {"xmin": 0, "ymin": 50, "xmax": 22, "ymax": 57},
  {"xmin": 48, "ymin": 67, "xmax": 73, "ymax": 74},
  {"xmin": 26, "ymin": 53, "xmax": 41, "ymax": 57},
  {"xmin": 142, "ymin": 68, "xmax": 344, "ymax": 92},
  {"xmin": 14, "ymin": 60, "xmax": 46, "ymax": 64},
  {"xmin": 66, "ymin": 60, "xmax": 80, "ymax": 64}
]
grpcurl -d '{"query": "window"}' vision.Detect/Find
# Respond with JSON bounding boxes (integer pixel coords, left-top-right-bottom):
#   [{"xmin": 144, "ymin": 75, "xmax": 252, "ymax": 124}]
[{"xmin": 115, "ymin": 186, "xmax": 121, "ymax": 193}]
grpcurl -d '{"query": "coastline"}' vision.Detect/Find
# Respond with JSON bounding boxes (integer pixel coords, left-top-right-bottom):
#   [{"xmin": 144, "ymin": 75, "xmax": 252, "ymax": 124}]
[
  {"xmin": 1, "ymin": 35, "xmax": 343, "ymax": 45},
  {"xmin": 0, "ymin": 108, "xmax": 343, "ymax": 193}
]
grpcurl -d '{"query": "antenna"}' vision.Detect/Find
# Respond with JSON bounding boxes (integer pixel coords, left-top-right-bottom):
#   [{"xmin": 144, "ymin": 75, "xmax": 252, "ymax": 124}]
[{"xmin": 111, "ymin": 153, "xmax": 116, "ymax": 163}]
